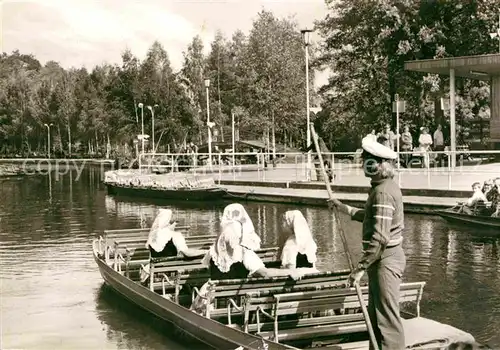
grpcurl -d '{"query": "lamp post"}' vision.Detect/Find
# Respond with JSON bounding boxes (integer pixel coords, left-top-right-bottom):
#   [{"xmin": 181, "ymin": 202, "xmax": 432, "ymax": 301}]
[
  {"xmin": 301, "ymin": 28, "xmax": 313, "ymax": 180},
  {"xmin": 147, "ymin": 104, "xmax": 159, "ymax": 152},
  {"xmin": 231, "ymin": 110, "xmax": 235, "ymax": 168},
  {"xmin": 43, "ymin": 123, "xmax": 53, "ymax": 158},
  {"xmin": 138, "ymin": 103, "xmax": 144, "ymax": 154},
  {"xmin": 204, "ymin": 79, "xmax": 212, "ymax": 168}
]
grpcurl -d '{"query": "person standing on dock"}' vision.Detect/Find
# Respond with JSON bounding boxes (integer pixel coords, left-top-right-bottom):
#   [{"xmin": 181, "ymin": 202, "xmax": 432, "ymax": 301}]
[
  {"xmin": 433, "ymin": 124, "xmax": 444, "ymax": 163},
  {"xmin": 365, "ymin": 129, "xmax": 378, "ymax": 142},
  {"xmin": 401, "ymin": 125, "xmax": 413, "ymax": 167},
  {"xmin": 328, "ymin": 137, "xmax": 405, "ymax": 350},
  {"xmin": 418, "ymin": 127, "xmax": 433, "ymax": 168},
  {"xmin": 381, "ymin": 124, "xmax": 397, "ymax": 150}
]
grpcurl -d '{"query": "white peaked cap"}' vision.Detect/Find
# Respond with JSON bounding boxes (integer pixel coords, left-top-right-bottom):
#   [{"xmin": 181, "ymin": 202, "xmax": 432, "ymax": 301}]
[{"xmin": 361, "ymin": 137, "xmax": 398, "ymax": 160}]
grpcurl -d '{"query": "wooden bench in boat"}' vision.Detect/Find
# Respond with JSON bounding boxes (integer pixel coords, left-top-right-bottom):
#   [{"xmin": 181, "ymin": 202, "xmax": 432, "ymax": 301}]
[
  {"xmin": 102, "ymin": 234, "xmax": 217, "ymax": 266},
  {"xmin": 142, "ymin": 248, "xmax": 282, "ymax": 301},
  {"xmin": 150, "ymin": 267, "xmax": 210, "ymax": 303},
  {"xmin": 239, "ymin": 281, "xmax": 425, "ymax": 343},
  {"xmin": 112, "ymin": 235, "xmax": 217, "ymax": 248},
  {"xmin": 112, "ymin": 234, "xmax": 215, "ymax": 247},
  {"xmin": 147, "ymin": 265, "xmax": 326, "ymax": 304},
  {"xmin": 196, "ymin": 271, "xmax": 353, "ymax": 320},
  {"xmin": 110, "ymin": 232, "xmax": 211, "ymax": 251},
  {"xmin": 148, "ymin": 249, "xmax": 282, "ymax": 297},
  {"xmin": 143, "ymin": 247, "xmax": 279, "ymax": 278},
  {"xmin": 100, "ymin": 225, "xmax": 194, "ymax": 254},
  {"xmin": 98, "ymin": 226, "xmax": 193, "ymax": 255},
  {"xmin": 113, "ymin": 237, "xmax": 216, "ymax": 261},
  {"xmin": 148, "ymin": 246, "xmax": 279, "ymax": 266},
  {"xmin": 146, "ymin": 247, "xmax": 279, "ymax": 275},
  {"xmin": 103, "ymin": 242, "xmax": 215, "ymax": 270}
]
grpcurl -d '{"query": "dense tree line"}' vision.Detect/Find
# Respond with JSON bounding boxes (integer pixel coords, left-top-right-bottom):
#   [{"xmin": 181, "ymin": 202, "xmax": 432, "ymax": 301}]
[
  {"xmin": 0, "ymin": 11, "xmax": 313, "ymax": 158},
  {"xmin": 1, "ymin": 3, "xmax": 499, "ymax": 157}
]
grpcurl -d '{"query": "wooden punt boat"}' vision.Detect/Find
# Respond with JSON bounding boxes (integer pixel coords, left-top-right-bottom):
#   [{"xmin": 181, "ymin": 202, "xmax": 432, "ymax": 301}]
[
  {"xmin": 93, "ymin": 231, "xmax": 480, "ymax": 350},
  {"xmin": 437, "ymin": 205, "xmax": 500, "ymax": 231},
  {"xmin": 93, "ymin": 238, "xmax": 293, "ymax": 350},
  {"xmin": 106, "ymin": 183, "xmax": 227, "ymax": 202}
]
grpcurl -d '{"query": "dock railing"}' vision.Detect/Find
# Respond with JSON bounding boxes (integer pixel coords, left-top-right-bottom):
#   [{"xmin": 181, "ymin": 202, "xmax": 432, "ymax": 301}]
[{"xmin": 130, "ymin": 150, "xmax": 500, "ymax": 191}]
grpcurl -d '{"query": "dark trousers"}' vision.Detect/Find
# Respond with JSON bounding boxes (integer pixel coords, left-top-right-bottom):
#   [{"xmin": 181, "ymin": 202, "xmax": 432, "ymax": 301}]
[
  {"xmin": 401, "ymin": 146, "xmax": 412, "ymax": 167},
  {"xmin": 434, "ymin": 145, "xmax": 445, "ymax": 162},
  {"xmin": 367, "ymin": 245, "xmax": 406, "ymax": 350}
]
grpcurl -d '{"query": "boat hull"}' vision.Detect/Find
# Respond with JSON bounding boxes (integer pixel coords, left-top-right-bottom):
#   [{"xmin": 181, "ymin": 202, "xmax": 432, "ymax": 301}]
[
  {"xmin": 437, "ymin": 208, "xmax": 500, "ymax": 232},
  {"xmin": 92, "ymin": 241, "xmax": 292, "ymax": 350},
  {"xmin": 106, "ymin": 184, "xmax": 227, "ymax": 202}
]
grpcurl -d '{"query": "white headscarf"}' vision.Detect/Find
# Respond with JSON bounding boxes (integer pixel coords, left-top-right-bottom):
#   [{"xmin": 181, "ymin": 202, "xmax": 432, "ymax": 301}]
[
  {"xmin": 220, "ymin": 203, "xmax": 260, "ymax": 250},
  {"xmin": 280, "ymin": 210, "xmax": 317, "ymax": 267},
  {"xmin": 145, "ymin": 209, "xmax": 176, "ymax": 252},
  {"xmin": 202, "ymin": 203, "xmax": 261, "ymax": 272}
]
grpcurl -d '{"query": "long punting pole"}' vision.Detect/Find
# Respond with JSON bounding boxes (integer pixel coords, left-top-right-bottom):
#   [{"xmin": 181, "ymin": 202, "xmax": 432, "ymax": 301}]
[{"xmin": 309, "ymin": 123, "xmax": 379, "ymax": 350}]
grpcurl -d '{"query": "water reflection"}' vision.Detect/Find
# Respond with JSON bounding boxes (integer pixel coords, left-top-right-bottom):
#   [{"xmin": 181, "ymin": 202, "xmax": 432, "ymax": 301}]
[
  {"xmin": 95, "ymin": 285, "xmax": 196, "ymax": 350},
  {"xmin": 1, "ymin": 168, "xmax": 500, "ymax": 348},
  {"xmin": 446, "ymin": 232, "xmax": 460, "ymax": 278},
  {"xmin": 104, "ymin": 195, "xmax": 221, "ymax": 236}
]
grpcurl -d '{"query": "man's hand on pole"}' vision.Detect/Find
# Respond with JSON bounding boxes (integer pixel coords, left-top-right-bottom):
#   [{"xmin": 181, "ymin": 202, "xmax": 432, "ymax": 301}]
[
  {"xmin": 348, "ymin": 268, "xmax": 365, "ymax": 287},
  {"xmin": 327, "ymin": 198, "xmax": 343, "ymax": 210}
]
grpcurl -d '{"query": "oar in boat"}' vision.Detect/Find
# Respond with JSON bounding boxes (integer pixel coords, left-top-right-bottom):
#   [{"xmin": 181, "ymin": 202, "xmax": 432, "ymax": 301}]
[{"xmin": 310, "ymin": 123, "xmax": 379, "ymax": 350}]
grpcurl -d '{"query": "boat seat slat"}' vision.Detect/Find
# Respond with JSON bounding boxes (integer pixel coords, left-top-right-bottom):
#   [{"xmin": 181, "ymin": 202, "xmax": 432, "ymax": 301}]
[
  {"xmin": 311, "ymin": 340, "xmax": 369, "ymax": 350},
  {"xmin": 210, "ymin": 270, "xmax": 350, "ymax": 287},
  {"xmin": 146, "ymin": 269, "xmax": 342, "ymax": 296},
  {"xmin": 112, "ymin": 234, "xmax": 215, "ymax": 246},
  {"xmin": 211, "ymin": 280, "xmax": 347, "ymax": 300},
  {"xmin": 211, "ymin": 276, "xmax": 349, "ymax": 295},
  {"xmin": 149, "ymin": 255, "xmax": 277, "ymax": 277},
  {"xmin": 246, "ymin": 313, "xmax": 365, "ymax": 332},
  {"xmin": 257, "ymin": 321, "xmax": 367, "ymax": 341},
  {"xmin": 246, "ymin": 291, "xmax": 419, "ymax": 317}
]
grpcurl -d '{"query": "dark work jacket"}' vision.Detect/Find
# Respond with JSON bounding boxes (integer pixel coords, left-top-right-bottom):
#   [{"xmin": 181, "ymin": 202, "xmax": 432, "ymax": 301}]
[{"xmin": 351, "ymin": 178, "xmax": 404, "ymax": 270}]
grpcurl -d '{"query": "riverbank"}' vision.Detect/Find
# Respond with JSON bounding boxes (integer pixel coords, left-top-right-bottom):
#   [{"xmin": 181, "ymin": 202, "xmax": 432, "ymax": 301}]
[
  {"xmin": 213, "ymin": 162, "xmax": 498, "ymax": 191},
  {"xmin": 0, "ymin": 158, "xmax": 115, "ymax": 176},
  {"xmin": 219, "ymin": 183, "xmax": 460, "ymax": 214},
  {"xmin": 0, "ymin": 158, "xmax": 114, "ymax": 165},
  {"xmin": 215, "ymin": 164, "xmax": 490, "ymax": 213},
  {"xmin": 103, "ymin": 167, "xmax": 479, "ymax": 214}
]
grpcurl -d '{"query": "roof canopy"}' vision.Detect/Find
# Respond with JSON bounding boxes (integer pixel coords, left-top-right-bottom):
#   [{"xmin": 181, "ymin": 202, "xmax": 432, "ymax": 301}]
[{"xmin": 404, "ymin": 53, "xmax": 500, "ymax": 80}]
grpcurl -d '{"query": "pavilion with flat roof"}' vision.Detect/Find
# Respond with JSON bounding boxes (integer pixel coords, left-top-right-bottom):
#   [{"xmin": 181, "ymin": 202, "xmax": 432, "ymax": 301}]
[{"xmin": 405, "ymin": 53, "xmax": 500, "ymax": 168}]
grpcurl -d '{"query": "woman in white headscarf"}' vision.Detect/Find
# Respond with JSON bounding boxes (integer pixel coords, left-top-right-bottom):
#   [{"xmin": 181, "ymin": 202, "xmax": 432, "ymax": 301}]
[
  {"xmin": 279, "ymin": 210, "xmax": 318, "ymax": 269},
  {"xmin": 192, "ymin": 204, "xmax": 318, "ymax": 314},
  {"xmin": 201, "ymin": 203, "xmax": 313, "ymax": 280},
  {"xmin": 220, "ymin": 203, "xmax": 261, "ymax": 250},
  {"xmin": 145, "ymin": 208, "xmax": 207, "ymax": 258}
]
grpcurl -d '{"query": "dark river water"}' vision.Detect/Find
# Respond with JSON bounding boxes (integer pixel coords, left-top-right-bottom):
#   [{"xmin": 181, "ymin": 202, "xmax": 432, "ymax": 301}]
[{"xmin": 1, "ymin": 167, "xmax": 499, "ymax": 349}]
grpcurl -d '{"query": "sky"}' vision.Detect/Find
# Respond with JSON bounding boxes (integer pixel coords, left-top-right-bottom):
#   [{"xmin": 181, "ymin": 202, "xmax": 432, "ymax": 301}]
[{"xmin": 0, "ymin": 0, "xmax": 330, "ymax": 87}]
